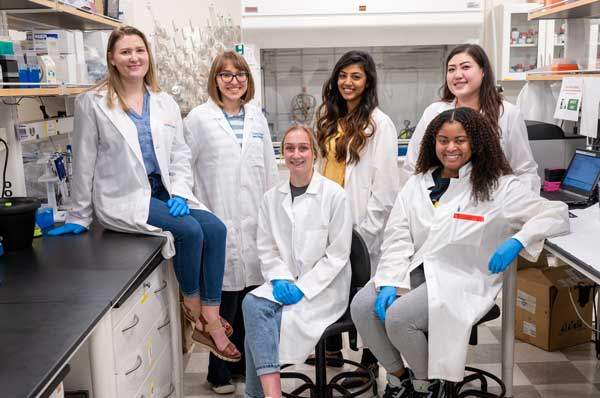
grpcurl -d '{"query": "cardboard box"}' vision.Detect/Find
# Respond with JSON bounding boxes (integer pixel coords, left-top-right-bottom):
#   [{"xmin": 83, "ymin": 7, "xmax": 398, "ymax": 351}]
[{"xmin": 516, "ymin": 266, "xmax": 594, "ymax": 351}]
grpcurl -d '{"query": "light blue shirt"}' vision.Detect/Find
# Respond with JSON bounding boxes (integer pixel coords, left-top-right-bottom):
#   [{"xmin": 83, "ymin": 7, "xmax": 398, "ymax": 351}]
[
  {"xmin": 128, "ymin": 91, "xmax": 160, "ymax": 175},
  {"xmin": 223, "ymin": 106, "xmax": 245, "ymax": 147}
]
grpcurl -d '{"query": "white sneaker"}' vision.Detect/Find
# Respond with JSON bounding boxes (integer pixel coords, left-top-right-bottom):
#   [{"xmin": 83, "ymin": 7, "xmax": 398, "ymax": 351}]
[{"xmin": 211, "ymin": 381, "xmax": 236, "ymax": 394}]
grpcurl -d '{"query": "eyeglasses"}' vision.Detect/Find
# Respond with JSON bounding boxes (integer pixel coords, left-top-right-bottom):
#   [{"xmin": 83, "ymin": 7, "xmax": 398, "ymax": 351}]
[
  {"xmin": 218, "ymin": 72, "xmax": 249, "ymax": 83},
  {"xmin": 435, "ymin": 136, "xmax": 469, "ymax": 146}
]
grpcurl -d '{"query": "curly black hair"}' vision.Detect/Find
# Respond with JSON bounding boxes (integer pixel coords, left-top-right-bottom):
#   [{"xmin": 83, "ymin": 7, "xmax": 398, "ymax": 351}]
[{"xmin": 415, "ymin": 107, "xmax": 512, "ymax": 203}]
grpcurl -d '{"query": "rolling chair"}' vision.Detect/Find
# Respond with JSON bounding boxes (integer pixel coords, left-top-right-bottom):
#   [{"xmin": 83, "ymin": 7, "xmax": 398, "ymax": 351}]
[{"xmin": 281, "ymin": 230, "xmax": 377, "ymax": 398}]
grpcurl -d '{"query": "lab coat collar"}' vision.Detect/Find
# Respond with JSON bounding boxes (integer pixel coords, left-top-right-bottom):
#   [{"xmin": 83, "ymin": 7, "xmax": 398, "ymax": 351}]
[
  {"xmin": 277, "ymin": 169, "xmax": 322, "ymax": 195},
  {"xmin": 95, "ymin": 87, "xmax": 145, "ymax": 167},
  {"xmin": 423, "ymin": 162, "xmax": 472, "ymax": 188},
  {"xmin": 279, "ymin": 169, "xmax": 322, "ymax": 222},
  {"xmin": 458, "ymin": 162, "xmax": 472, "ymax": 178}
]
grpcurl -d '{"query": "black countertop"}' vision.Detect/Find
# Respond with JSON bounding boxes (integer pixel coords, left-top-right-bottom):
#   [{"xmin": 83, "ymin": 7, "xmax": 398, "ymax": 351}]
[{"xmin": 0, "ymin": 226, "xmax": 165, "ymax": 398}]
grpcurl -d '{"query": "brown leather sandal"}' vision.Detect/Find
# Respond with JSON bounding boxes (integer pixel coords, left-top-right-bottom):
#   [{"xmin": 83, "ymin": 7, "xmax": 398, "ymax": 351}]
[
  {"xmin": 192, "ymin": 318, "xmax": 241, "ymax": 362},
  {"xmin": 180, "ymin": 303, "xmax": 233, "ymax": 337}
]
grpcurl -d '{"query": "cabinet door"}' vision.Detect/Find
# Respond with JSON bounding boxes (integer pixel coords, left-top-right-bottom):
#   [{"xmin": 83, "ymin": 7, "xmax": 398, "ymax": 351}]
[
  {"xmin": 543, "ymin": 19, "xmax": 567, "ymax": 68},
  {"xmin": 501, "ymin": 6, "xmax": 545, "ymax": 81}
]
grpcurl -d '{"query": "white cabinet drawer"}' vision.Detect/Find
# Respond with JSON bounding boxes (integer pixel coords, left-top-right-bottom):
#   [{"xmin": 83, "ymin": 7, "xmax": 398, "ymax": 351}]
[
  {"xmin": 134, "ymin": 345, "xmax": 175, "ymax": 398},
  {"xmin": 116, "ymin": 313, "xmax": 173, "ymax": 397},
  {"xmin": 112, "ymin": 265, "xmax": 162, "ymax": 328}
]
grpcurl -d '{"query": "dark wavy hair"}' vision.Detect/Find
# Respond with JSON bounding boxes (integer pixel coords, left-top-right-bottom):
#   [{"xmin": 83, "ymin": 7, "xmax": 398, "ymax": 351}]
[
  {"xmin": 415, "ymin": 107, "xmax": 512, "ymax": 203},
  {"xmin": 441, "ymin": 44, "xmax": 504, "ymax": 136},
  {"xmin": 316, "ymin": 50, "xmax": 378, "ymax": 164}
]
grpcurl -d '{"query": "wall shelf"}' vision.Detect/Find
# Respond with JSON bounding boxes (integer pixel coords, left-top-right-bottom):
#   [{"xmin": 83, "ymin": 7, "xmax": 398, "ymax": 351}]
[
  {"xmin": 529, "ymin": 0, "xmax": 600, "ymax": 21},
  {"xmin": 526, "ymin": 72, "xmax": 600, "ymax": 80},
  {"xmin": 0, "ymin": 87, "xmax": 89, "ymax": 97},
  {"xmin": 0, "ymin": 0, "xmax": 121, "ymax": 30}
]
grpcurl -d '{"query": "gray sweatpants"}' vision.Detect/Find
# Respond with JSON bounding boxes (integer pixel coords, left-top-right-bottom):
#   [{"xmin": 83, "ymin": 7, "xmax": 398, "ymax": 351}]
[{"xmin": 350, "ymin": 266, "xmax": 429, "ymax": 380}]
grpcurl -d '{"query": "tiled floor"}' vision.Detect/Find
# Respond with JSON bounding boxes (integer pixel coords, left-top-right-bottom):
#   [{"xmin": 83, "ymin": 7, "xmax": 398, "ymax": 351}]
[{"xmin": 183, "ymin": 314, "xmax": 600, "ymax": 397}]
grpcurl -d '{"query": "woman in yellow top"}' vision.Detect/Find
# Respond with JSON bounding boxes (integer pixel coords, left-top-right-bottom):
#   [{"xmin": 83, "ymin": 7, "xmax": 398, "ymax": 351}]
[{"xmin": 313, "ymin": 50, "xmax": 399, "ymax": 386}]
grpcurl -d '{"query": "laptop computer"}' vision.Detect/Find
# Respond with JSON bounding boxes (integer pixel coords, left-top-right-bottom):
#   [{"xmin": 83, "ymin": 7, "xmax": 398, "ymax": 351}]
[{"xmin": 541, "ymin": 149, "xmax": 600, "ymax": 206}]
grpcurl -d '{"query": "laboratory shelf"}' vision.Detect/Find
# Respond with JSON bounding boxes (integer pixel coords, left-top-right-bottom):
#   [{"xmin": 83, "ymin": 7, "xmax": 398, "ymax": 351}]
[
  {"xmin": 528, "ymin": 0, "xmax": 600, "ymax": 20},
  {"xmin": 0, "ymin": 0, "xmax": 121, "ymax": 30},
  {"xmin": 526, "ymin": 71, "xmax": 600, "ymax": 80},
  {"xmin": 0, "ymin": 87, "xmax": 88, "ymax": 96}
]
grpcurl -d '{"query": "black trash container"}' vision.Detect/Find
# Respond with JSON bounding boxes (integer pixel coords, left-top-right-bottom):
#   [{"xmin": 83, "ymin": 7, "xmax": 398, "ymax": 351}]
[{"xmin": 0, "ymin": 197, "xmax": 41, "ymax": 250}]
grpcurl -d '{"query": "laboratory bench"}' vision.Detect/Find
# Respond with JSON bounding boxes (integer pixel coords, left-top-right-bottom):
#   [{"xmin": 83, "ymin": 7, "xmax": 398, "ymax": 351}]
[{"xmin": 0, "ymin": 225, "xmax": 184, "ymax": 398}]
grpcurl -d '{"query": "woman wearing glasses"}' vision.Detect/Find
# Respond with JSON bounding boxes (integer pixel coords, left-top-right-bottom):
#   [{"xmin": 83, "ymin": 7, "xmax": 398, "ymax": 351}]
[{"xmin": 184, "ymin": 51, "xmax": 279, "ymax": 394}]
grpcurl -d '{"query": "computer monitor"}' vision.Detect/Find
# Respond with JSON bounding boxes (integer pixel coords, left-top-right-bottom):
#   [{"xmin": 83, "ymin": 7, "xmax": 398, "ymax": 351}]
[{"xmin": 561, "ymin": 149, "xmax": 600, "ymax": 197}]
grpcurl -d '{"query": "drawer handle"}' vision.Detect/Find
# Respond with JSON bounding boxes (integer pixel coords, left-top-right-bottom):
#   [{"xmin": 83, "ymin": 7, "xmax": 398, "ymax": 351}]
[
  {"xmin": 125, "ymin": 355, "xmax": 143, "ymax": 376},
  {"xmin": 161, "ymin": 383, "xmax": 175, "ymax": 398},
  {"xmin": 154, "ymin": 280, "xmax": 168, "ymax": 294},
  {"xmin": 157, "ymin": 316, "xmax": 171, "ymax": 330},
  {"xmin": 121, "ymin": 314, "xmax": 140, "ymax": 333}
]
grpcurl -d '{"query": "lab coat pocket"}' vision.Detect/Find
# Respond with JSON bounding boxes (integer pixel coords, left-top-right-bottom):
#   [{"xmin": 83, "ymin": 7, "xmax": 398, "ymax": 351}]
[
  {"xmin": 245, "ymin": 141, "xmax": 265, "ymax": 167},
  {"xmin": 448, "ymin": 212, "xmax": 485, "ymax": 246},
  {"xmin": 301, "ymin": 228, "xmax": 328, "ymax": 268}
]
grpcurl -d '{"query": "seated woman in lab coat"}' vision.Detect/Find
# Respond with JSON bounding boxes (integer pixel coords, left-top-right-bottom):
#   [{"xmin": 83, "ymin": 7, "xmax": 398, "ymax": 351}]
[
  {"xmin": 47, "ymin": 26, "xmax": 240, "ymax": 362},
  {"xmin": 242, "ymin": 125, "xmax": 352, "ymax": 398},
  {"xmin": 183, "ymin": 51, "xmax": 278, "ymax": 394},
  {"xmin": 351, "ymin": 107, "xmax": 569, "ymax": 398},
  {"xmin": 400, "ymin": 43, "xmax": 540, "ymax": 193}
]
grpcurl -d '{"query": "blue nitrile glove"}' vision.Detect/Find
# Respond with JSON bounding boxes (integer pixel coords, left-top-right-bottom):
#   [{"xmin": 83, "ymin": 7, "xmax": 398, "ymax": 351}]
[
  {"xmin": 272, "ymin": 279, "xmax": 304, "ymax": 305},
  {"xmin": 167, "ymin": 196, "xmax": 190, "ymax": 217},
  {"xmin": 488, "ymin": 238, "xmax": 524, "ymax": 274},
  {"xmin": 47, "ymin": 223, "xmax": 87, "ymax": 236},
  {"xmin": 374, "ymin": 286, "xmax": 397, "ymax": 323},
  {"xmin": 286, "ymin": 284, "xmax": 304, "ymax": 305}
]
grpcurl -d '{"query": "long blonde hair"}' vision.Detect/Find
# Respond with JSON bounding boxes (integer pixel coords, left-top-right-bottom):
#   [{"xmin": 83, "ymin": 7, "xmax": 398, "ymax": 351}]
[{"xmin": 96, "ymin": 25, "xmax": 161, "ymax": 111}]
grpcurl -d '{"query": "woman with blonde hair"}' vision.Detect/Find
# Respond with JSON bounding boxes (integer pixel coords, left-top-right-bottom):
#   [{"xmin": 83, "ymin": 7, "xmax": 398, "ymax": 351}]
[
  {"xmin": 49, "ymin": 25, "xmax": 240, "ymax": 362},
  {"xmin": 243, "ymin": 125, "xmax": 352, "ymax": 398}
]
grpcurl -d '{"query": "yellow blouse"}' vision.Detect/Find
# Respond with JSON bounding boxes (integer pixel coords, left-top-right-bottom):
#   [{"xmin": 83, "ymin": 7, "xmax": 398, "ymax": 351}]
[{"xmin": 322, "ymin": 126, "xmax": 346, "ymax": 187}]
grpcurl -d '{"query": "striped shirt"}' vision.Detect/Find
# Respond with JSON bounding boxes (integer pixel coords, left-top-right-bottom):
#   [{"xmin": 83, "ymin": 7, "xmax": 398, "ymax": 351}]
[{"xmin": 223, "ymin": 106, "xmax": 245, "ymax": 147}]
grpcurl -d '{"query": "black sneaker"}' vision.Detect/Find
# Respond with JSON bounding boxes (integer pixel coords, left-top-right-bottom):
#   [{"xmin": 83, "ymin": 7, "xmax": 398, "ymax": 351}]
[
  {"xmin": 410, "ymin": 379, "xmax": 444, "ymax": 398},
  {"xmin": 382, "ymin": 373, "xmax": 412, "ymax": 398}
]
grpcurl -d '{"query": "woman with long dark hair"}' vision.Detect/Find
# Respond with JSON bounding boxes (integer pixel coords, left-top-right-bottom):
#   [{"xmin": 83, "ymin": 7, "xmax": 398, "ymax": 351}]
[
  {"xmin": 313, "ymin": 50, "xmax": 399, "ymax": 385},
  {"xmin": 351, "ymin": 108, "xmax": 568, "ymax": 398},
  {"xmin": 401, "ymin": 44, "xmax": 540, "ymax": 193}
]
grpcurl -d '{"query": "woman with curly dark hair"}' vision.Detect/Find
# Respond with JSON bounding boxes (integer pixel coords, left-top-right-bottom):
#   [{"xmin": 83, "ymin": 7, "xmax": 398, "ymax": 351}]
[
  {"xmin": 400, "ymin": 44, "xmax": 540, "ymax": 193},
  {"xmin": 312, "ymin": 50, "xmax": 399, "ymax": 382},
  {"xmin": 351, "ymin": 108, "xmax": 568, "ymax": 398}
]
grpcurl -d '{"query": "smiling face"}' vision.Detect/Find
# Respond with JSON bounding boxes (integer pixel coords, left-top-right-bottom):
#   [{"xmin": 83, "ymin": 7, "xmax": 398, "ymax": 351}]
[
  {"xmin": 337, "ymin": 63, "xmax": 367, "ymax": 110},
  {"xmin": 435, "ymin": 121, "xmax": 472, "ymax": 178},
  {"xmin": 283, "ymin": 128, "xmax": 315, "ymax": 181},
  {"xmin": 216, "ymin": 60, "xmax": 249, "ymax": 106},
  {"xmin": 109, "ymin": 34, "xmax": 149, "ymax": 84},
  {"xmin": 446, "ymin": 52, "xmax": 484, "ymax": 103}
]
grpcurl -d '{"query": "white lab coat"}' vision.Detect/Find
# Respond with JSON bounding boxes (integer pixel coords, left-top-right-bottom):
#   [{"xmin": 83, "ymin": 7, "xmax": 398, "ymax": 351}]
[
  {"xmin": 67, "ymin": 88, "xmax": 203, "ymax": 259},
  {"xmin": 317, "ymin": 108, "xmax": 399, "ymax": 273},
  {"xmin": 184, "ymin": 99, "xmax": 279, "ymax": 291},
  {"xmin": 373, "ymin": 163, "xmax": 569, "ymax": 381},
  {"xmin": 250, "ymin": 172, "xmax": 352, "ymax": 364},
  {"xmin": 401, "ymin": 100, "xmax": 541, "ymax": 192}
]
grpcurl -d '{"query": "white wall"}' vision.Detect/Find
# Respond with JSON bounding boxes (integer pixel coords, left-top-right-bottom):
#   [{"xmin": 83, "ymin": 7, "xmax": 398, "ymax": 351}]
[{"xmin": 120, "ymin": 0, "xmax": 241, "ymax": 37}]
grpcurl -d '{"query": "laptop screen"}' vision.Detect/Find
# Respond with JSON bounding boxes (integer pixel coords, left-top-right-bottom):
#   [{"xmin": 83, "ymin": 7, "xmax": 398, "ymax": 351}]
[{"xmin": 562, "ymin": 150, "xmax": 600, "ymax": 194}]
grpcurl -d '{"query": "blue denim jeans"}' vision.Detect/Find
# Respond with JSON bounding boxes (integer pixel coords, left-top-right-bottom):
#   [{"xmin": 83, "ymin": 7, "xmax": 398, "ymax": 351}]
[
  {"xmin": 147, "ymin": 183, "xmax": 226, "ymax": 304},
  {"xmin": 242, "ymin": 294, "xmax": 283, "ymax": 398}
]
